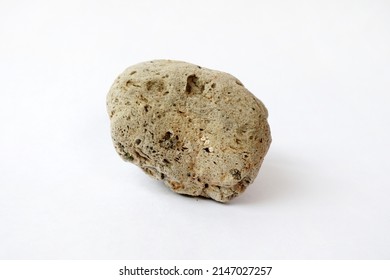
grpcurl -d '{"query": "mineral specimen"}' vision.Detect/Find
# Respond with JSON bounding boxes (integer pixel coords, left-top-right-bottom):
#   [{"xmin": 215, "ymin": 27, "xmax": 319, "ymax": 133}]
[{"xmin": 107, "ymin": 60, "xmax": 271, "ymax": 202}]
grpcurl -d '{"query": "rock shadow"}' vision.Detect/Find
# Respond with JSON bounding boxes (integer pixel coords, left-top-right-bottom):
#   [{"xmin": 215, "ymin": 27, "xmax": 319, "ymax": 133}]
[{"xmin": 232, "ymin": 150, "xmax": 302, "ymax": 205}]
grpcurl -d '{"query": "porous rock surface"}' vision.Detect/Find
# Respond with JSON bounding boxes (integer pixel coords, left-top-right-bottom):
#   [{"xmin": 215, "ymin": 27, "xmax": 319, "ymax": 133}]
[{"xmin": 107, "ymin": 60, "xmax": 271, "ymax": 202}]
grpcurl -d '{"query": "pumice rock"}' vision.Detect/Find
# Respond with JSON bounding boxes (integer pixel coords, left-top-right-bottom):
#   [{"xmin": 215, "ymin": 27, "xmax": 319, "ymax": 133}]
[{"xmin": 107, "ymin": 60, "xmax": 271, "ymax": 202}]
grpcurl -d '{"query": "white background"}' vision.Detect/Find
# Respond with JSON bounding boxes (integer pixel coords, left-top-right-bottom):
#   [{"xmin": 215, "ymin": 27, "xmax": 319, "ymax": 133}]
[{"xmin": 1, "ymin": 0, "xmax": 389, "ymax": 259}]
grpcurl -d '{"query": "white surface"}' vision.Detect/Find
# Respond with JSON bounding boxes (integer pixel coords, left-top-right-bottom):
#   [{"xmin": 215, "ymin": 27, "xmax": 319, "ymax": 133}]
[{"xmin": 1, "ymin": 0, "xmax": 389, "ymax": 259}]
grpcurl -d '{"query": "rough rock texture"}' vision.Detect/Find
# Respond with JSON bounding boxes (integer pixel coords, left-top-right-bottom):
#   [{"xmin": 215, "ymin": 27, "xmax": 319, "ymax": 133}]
[{"xmin": 107, "ymin": 60, "xmax": 271, "ymax": 202}]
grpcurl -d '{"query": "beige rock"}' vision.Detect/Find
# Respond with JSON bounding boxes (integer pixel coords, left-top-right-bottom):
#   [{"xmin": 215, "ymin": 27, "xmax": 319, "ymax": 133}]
[{"xmin": 107, "ymin": 60, "xmax": 271, "ymax": 202}]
